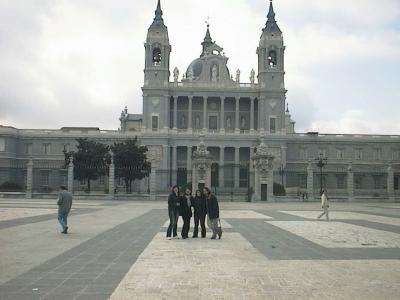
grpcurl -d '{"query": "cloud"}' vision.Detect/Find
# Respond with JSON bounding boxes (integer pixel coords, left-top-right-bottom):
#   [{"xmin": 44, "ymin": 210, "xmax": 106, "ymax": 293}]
[{"xmin": 0, "ymin": 0, "xmax": 399, "ymax": 135}]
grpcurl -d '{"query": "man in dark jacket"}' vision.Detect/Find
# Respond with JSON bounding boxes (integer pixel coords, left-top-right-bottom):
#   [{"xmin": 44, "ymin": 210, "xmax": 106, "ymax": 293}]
[
  {"xmin": 57, "ymin": 186, "xmax": 73, "ymax": 234},
  {"xmin": 203, "ymin": 187, "xmax": 222, "ymax": 239}
]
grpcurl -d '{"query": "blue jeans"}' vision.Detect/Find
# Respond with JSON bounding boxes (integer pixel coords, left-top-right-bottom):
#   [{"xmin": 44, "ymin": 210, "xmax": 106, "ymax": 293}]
[
  {"xmin": 58, "ymin": 211, "xmax": 69, "ymax": 230},
  {"xmin": 166, "ymin": 207, "xmax": 179, "ymax": 237}
]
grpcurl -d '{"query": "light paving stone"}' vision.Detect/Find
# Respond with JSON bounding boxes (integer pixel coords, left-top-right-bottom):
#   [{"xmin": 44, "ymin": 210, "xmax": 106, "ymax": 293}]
[
  {"xmin": 280, "ymin": 211, "xmax": 400, "ymax": 226},
  {"xmin": 267, "ymin": 221, "xmax": 400, "ymax": 248},
  {"xmin": 219, "ymin": 210, "xmax": 272, "ymax": 219},
  {"xmin": 110, "ymin": 232, "xmax": 400, "ymax": 300},
  {"xmin": 0, "ymin": 208, "xmax": 56, "ymax": 221}
]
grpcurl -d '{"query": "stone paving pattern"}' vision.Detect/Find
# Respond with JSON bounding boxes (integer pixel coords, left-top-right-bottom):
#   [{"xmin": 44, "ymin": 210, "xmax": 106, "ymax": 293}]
[{"xmin": 0, "ymin": 199, "xmax": 399, "ymax": 299}]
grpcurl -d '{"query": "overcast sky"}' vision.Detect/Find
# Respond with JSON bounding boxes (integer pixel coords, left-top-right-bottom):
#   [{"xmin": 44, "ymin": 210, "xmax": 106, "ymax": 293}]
[{"xmin": 0, "ymin": 0, "xmax": 399, "ymax": 134}]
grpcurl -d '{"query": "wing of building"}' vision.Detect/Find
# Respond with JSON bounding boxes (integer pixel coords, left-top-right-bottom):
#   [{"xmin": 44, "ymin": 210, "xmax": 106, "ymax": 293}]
[{"xmin": 0, "ymin": 0, "xmax": 399, "ymax": 201}]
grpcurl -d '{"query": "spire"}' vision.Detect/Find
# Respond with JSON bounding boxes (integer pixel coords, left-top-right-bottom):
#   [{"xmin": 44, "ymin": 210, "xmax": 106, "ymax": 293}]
[
  {"xmin": 150, "ymin": 0, "xmax": 166, "ymax": 29},
  {"xmin": 264, "ymin": 0, "xmax": 282, "ymax": 34},
  {"xmin": 155, "ymin": 0, "xmax": 163, "ymax": 21},
  {"xmin": 286, "ymin": 102, "xmax": 290, "ymax": 113},
  {"xmin": 201, "ymin": 24, "xmax": 214, "ymax": 55}
]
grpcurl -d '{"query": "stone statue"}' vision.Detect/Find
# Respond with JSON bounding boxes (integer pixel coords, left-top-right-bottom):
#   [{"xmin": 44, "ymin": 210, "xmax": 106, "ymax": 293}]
[
  {"xmin": 173, "ymin": 67, "xmax": 179, "ymax": 83},
  {"xmin": 236, "ymin": 69, "xmax": 240, "ymax": 83},
  {"xmin": 226, "ymin": 116, "xmax": 231, "ymax": 129},
  {"xmin": 195, "ymin": 115, "xmax": 201, "ymax": 128},
  {"xmin": 187, "ymin": 67, "xmax": 194, "ymax": 81},
  {"xmin": 241, "ymin": 116, "xmax": 246, "ymax": 129},
  {"xmin": 250, "ymin": 69, "xmax": 255, "ymax": 84},
  {"xmin": 211, "ymin": 65, "xmax": 218, "ymax": 82}
]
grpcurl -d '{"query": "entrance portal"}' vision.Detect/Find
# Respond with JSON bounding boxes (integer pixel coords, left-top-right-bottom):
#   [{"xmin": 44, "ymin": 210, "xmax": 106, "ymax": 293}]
[{"xmin": 261, "ymin": 184, "xmax": 268, "ymax": 201}]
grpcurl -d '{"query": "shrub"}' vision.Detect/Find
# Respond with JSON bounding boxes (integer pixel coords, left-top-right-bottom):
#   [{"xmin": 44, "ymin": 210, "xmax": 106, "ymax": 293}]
[
  {"xmin": 0, "ymin": 181, "xmax": 23, "ymax": 192},
  {"xmin": 273, "ymin": 182, "xmax": 286, "ymax": 196}
]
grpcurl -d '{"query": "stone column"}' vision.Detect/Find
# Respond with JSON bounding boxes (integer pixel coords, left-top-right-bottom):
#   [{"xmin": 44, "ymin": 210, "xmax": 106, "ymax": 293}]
[
  {"xmin": 108, "ymin": 153, "xmax": 115, "ymax": 200},
  {"xmin": 307, "ymin": 160, "xmax": 314, "ymax": 201},
  {"xmin": 188, "ymin": 96, "xmax": 193, "ymax": 133},
  {"xmin": 268, "ymin": 168, "xmax": 274, "ymax": 202},
  {"xmin": 162, "ymin": 145, "xmax": 169, "ymax": 189},
  {"xmin": 388, "ymin": 164, "xmax": 395, "ymax": 202},
  {"xmin": 164, "ymin": 95, "xmax": 170, "ymax": 130},
  {"xmin": 347, "ymin": 162, "xmax": 354, "ymax": 202},
  {"xmin": 219, "ymin": 147, "xmax": 225, "ymax": 188},
  {"xmin": 220, "ymin": 97, "xmax": 225, "ymax": 133},
  {"xmin": 187, "ymin": 146, "xmax": 192, "ymax": 183},
  {"xmin": 249, "ymin": 147, "xmax": 255, "ymax": 192},
  {"xmin": 26, "ymin": 158, "xmax": 33, "ymax": 199},
  {"xmin": 234, "ymin": 147, "xmax": 240, "ymax": 188},
  {"xmin": 281, "ymin": 145, "xmax": 287, "ymax": 186},
  {"xmin": 149, "ymin": 162, "xmax": 157, "ymax": 200},
  {"xmin": 67, "ymin": 157, "xmax": 74, "ymax": 193},
  {"xmin": 258, "ymin": 97, "xmax": 264, "ymax": 133},
  {"xmin": 173, "ymin": 96, "xmax": 178, "ymax": 130},
  {"xmin": 250, "ymin": 97, "xmax": 255, "ymax": 134},
  {"xmin": 203, "ymin": 97, "xmax": 207, "ymax": 131},
  {"xmin": 235, "ymin": 97, "xmax": 240, "ymax": 134},
  {"xmin": 172, "ymin": 145, "xmax": 177, "ymax": 185}
]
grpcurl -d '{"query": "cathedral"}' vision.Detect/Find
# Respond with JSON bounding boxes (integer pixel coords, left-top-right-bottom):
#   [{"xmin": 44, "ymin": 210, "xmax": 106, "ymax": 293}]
[{"xmin": 0, "ymin": 0, "xmax": 399, "ymax": 201}]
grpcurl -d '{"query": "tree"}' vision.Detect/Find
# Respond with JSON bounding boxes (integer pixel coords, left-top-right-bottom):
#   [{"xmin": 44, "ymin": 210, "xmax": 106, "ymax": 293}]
[
  {"xmin": 111, "ymin": 138, "xmax": 150, "ymax": 193},
  {"xmin": 64, "ymin": 138, "xmax": 110, "ymax": 192}
]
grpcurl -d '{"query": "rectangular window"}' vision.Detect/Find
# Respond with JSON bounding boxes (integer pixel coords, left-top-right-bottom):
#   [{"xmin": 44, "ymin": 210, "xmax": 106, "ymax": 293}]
[
  {"xmin": 43, "ymin": 143, "xmax": 51, "ymax": 155},
  {"xmin": 152, "ymin": 115, "xmax": 158, "ymax": 131},
  {"xmin": 209, "ymin": 116, "xmax": 218, "ymax": 130},
  {"xmin": 373, "ymin": 149, "xmax": 382, "ymax": 161},
  {"xmin": 0, "ymin": 138, "xmax": 5, "ymax": 152},
  {"xmin": 392, "ymin": 150, "xmax": 400, "ymax": 161},
  {"xmin": 337, "ymin": 149, "xmax": 344, "ymax": 159},
  {"xmin": 336, "ymin": 175, "xmax": 345, "ymax": 189},
  {"xmin": 395, "ymin": 176, "xmax": 399, "ymax": 190},
  {"xmin": 355, "ymin": 149, "xmax": 363, "ymax": 160},
  {"xmin": 24, "ymin": 143, "xmax": 32, "ymax": 154},
  {"xmin": 318, "ymin": 149, "xmax": 327, "ymax": 158},
  {"xmin": 355, "ymin": 175, "xmax": 363, "ymax": 189},
  {"xmin": 41, "ymin": 171, "xmax": 49, "ymax": 186},
  {"xmin": 270, "ymin": 118, "xmax": 276, "ymax": 134},
  {"xmin": 300, "ymin": 148, "xmax": 308, "ymax": 160},
  {"xmin": 373, "ymin": 175, "xmax": 383, "ymax": 189}
]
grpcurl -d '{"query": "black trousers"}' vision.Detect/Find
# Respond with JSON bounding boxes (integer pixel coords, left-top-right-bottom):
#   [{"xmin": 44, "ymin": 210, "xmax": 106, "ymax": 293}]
[
  {"xmin": 166, "ymin": 207, "xmax": 179, "ymax": 238},
  {"xmin": 181, "ymin": 216, "xmax": 191, "ymax": 238},
  {"xmin": 193, "ymin": 214, "xmax": 206, "ymax": 238}
]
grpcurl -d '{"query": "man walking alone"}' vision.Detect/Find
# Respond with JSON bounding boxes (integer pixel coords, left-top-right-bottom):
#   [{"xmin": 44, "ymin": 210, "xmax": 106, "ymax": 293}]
[{"xmin": 57, "ymin": 186, "xmax": 73, "ymax": 234}]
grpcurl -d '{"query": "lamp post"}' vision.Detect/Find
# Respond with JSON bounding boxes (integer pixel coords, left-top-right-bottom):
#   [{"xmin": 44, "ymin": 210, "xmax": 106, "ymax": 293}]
[
  {"xmin": 278, "ymin": 164, "xmax": 285, "ymax": 186},
  {"xmin": 315, "ymin": 153, "xmax": 327, "ymax": 196}
]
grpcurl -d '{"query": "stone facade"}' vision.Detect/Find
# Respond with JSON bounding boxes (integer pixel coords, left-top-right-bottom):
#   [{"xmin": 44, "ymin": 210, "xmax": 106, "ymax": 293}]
[{"xmin": 0, "ymin": 1, "xmax": 399, "ymax": 200}]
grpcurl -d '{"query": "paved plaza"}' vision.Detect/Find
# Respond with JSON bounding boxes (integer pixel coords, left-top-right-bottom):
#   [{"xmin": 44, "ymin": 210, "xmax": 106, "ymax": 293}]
[{"xmin": 0, "ymin": 199, "xmax": 399, "ymax": 299}]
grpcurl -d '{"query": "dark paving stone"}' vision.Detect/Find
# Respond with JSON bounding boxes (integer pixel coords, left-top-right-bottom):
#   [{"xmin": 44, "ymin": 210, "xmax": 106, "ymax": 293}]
[
  {"xmin": 0, "ymin": 208, "xmax": 100, "ymax": 230},
  {"xmin": 0, "ymin": 209, "xmax": 166, "ymax": 300},
  {"xmin": 229, "ymin": 218, "xmax": 400, "ymax": 260}
]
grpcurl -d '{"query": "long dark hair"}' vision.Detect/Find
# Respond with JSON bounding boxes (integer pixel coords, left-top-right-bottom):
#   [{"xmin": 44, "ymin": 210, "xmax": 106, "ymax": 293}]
[
  {"xmin": 171, "ymin": 185, "xmax": 179, "ymax": 196},
  {"xmin": 203, "ymin": 187, "xmax": 211, "ymax": 196},
  {"xmin": 195, "ymin": 189, "xmax": 203, "ymax": 198}
]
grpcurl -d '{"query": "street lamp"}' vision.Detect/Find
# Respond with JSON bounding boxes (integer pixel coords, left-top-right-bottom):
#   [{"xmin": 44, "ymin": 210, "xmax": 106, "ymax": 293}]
[{"xmin": 315, "ymin": 153, "xmax": 328, "ymax": 196}]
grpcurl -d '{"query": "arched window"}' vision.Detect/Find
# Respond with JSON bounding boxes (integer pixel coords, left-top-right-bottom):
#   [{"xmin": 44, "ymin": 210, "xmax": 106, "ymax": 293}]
[
  {"xmin": 153, "ymin": 48, "xmax": 162, "ymax": 65},
  {"xmin": 268, "ymin": 50, "xmax": 277, "ymax": 67}
]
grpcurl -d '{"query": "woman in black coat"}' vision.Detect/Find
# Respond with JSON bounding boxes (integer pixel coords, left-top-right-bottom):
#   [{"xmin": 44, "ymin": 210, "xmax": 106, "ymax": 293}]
[
  {"xmin": 192, "ymin": 189, "xmax": 207, "ymax": 238},
  {"xmin": 180, "ymin": 188, "xmax": 193, "ymax": 239},
  {"xmin": 166, "ymin": 185, "xmax": 180, "ymax": 240}
]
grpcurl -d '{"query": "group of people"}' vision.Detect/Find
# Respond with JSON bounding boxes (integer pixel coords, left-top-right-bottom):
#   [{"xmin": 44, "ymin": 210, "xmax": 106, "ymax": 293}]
[{"xmin": 167, "ymin": 186, "xmax": 223, "ymax": 240}]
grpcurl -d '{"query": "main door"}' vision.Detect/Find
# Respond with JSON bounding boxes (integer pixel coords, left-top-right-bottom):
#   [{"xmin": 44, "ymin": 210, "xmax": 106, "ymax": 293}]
[
  {"xmin": 209, "ymin": 116, "xmax": 218, "ymax": 130},
  {"xmin": 261, "ymin": 184, "xmax": 268, "ymax": 201}
]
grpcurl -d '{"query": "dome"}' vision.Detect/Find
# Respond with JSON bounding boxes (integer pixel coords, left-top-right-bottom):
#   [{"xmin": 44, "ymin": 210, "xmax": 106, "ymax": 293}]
[{"xmin": 186, "ymin": 58, "xmax": 203, "ymax": 78}]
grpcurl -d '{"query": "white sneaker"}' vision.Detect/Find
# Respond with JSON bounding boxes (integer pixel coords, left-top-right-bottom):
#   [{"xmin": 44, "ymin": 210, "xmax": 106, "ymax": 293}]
[{"xmin": 168, "ymin": 237, "xmax": 172, "ymax": 240}]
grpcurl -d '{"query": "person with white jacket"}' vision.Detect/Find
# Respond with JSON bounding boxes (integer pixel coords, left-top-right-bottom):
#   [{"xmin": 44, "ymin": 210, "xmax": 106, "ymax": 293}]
[{"xmin": 317, "ymin": 190, "xmax": 330, "ymax": 221}]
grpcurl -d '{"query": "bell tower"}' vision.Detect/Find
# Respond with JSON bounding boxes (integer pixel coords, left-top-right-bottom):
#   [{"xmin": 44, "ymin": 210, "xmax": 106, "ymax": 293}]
[
  {"xmin": 257, "ymin": 0, "xmax": 285, "ymax": 90},
  {"xmin": 144, "ymin": 0, "xmax": 171, "ymax": 87}
]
